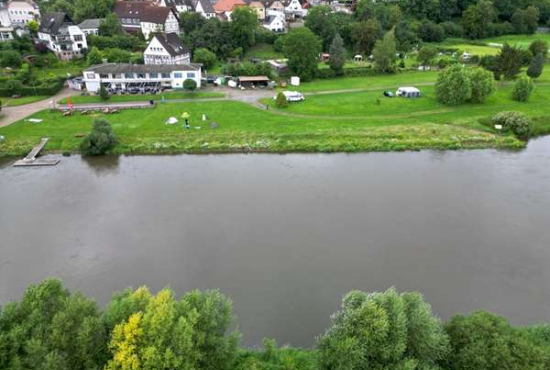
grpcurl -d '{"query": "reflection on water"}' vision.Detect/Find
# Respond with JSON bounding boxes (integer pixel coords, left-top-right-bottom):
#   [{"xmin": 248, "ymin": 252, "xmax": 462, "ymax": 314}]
[
  {"xmin": 82, "ymin": 155, "xmax": 121, "ymax": 176},
  {"xmin": 1, "ymin": 137, "xmax": 550, "ymax": 347}
]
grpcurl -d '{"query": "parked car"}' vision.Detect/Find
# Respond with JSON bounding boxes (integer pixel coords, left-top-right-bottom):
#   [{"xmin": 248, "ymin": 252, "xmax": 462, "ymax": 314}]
[
  {"xmin": 274, "ymin": 91, "xmax": 305, "ymax": 102},
  {"xmin": 383, "ymin": 90, "xmax": 394, "ymax": 97}
]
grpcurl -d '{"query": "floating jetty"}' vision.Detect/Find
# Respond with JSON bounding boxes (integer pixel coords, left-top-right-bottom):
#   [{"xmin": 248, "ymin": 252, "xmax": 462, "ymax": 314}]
[{"xmin": 13, "ymin": 138, "xmax": 59, "ymax": 167}]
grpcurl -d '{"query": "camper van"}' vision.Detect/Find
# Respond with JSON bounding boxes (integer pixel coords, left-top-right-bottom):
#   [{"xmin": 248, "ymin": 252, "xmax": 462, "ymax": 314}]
[
  {"xmin": 274, "ymin": 91, "xmax": 305, "ymax": 102},
  {"xmin": 396, "ymin": 87, "xmax": 421, "ymax": 98}
]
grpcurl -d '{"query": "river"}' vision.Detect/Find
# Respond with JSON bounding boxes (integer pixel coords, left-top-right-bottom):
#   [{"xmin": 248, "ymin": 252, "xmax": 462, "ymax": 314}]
[{"xmin": 1, "ymin": 137, "xmax": 550, "ymax": 347}]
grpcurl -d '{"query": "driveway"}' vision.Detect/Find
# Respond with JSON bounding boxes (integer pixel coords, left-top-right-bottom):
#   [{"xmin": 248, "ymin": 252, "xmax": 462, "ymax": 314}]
[{"xmin": 0, "ymin": 87, "xmax": 79, "ymax": 127}]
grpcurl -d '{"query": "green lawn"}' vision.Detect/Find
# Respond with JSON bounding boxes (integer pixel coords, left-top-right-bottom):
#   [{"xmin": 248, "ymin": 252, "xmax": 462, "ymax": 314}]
[
  {"xmin": 295, "ymin": 70, "xmax": 440, "ymax": 92},
  {"xmin": 3, "ymin": 96, "xmax": 50, "ymax": 107},
  {"xmin": 245, "ymin": 43, "xmax": 284, "ymax": 60},
  {"xmin": 58, "ymin": 91, "xmax": 225, "ymax": 104},
  {"xmin": 481, "ymin": 33, "xmax": 550, "ymax": 48},
  {"xmin": 0, "ymin": 98, "xmax": 520, "ymax": 156}
]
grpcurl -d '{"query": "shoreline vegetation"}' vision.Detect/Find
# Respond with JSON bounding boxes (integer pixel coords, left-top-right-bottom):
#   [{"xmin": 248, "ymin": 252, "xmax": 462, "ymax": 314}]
[{"xmin": 1, "ymin": 279, "xmax": 549, "ymax": 370}]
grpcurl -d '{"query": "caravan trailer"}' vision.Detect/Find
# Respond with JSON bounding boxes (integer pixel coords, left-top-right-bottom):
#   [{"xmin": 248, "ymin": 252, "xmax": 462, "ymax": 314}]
[{"xmin": 396, "ymin": 87, "xmax": 421, "ymax": 98}]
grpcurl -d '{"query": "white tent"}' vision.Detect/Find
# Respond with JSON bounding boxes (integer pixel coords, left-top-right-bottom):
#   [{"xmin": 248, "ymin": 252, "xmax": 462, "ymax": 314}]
[{"xmin": 165, "ymin": 117, "xmax": 178, "ymax": 125}]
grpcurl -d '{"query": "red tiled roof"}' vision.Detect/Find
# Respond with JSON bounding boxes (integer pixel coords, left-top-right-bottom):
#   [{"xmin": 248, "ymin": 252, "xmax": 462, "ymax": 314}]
[{"xmin": 213, "ymin": 0, "xmax": 246, "ymax": 12}]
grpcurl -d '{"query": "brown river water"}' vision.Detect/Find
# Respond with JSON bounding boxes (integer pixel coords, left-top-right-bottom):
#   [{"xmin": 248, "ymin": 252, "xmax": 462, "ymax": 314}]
[{"xmin": 1, "ymin": 137, "xmax": 550, "ymax": 347}]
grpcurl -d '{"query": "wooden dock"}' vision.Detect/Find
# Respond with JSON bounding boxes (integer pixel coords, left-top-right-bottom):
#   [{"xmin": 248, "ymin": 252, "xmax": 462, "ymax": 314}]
[{"xmin": 13, "ymin": 138, "xmax": 60, "ymax": 167}]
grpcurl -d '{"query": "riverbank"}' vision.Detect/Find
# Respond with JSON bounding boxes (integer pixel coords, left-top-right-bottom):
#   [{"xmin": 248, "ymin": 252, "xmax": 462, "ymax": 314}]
[{"xmin": 0, "ymin": 99, "xmax": 523, "ymax": 156}]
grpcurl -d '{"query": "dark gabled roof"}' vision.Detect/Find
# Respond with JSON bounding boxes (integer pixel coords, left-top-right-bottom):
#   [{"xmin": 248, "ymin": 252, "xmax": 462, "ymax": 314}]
[
  {"xmin": 165, "ymin": 0, "xmax": 195, "ymax": 12},
  {"xmin": 114, "ymin": 1, "xmax": 176, "ymax": 24},
  {"xmin": 77, "ymin": 18, "xmax": 104, "ymax": 30},
  {"xmin": 38, "ymin": 12, "xmax": 73, "ymax": 34},
  {"xmin": 85, "ymin": 63, "xmax": 201, "ymax": 74},
  {"xmin": 150, "ymin": 32, "xmax": 190, "ymax": 57},
  {"xmin": 195, "ymin": 0, "xmax": 215, "ymax": 14}
]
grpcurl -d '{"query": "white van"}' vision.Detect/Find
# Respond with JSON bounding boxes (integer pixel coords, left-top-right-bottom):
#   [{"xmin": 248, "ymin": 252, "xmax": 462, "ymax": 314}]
[{"xmin": 274, "ymin": 91, "xmax": 305, "ymax": 102}]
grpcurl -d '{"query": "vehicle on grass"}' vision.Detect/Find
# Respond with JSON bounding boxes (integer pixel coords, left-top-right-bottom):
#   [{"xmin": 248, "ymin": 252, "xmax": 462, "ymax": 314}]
[
  {"xmin": 396, "ymin": 87, "xmax": 421, "ymax": 98},
  {"xmin": 383, "ymin": 91, "xmax": 394, "ymax": 97},
  {"xmin": 273, "ymin": 91, "xmax": 305, "ymax": 102}
]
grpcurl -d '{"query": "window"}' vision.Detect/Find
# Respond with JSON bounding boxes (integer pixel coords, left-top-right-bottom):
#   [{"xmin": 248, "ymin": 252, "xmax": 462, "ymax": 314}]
[
  {"xmin": 187, "ymin": 72, "xmax": 196, "ymax": 79},
  {"xmin": 137, "ymin": 73, "xmax": 145, "ymax": 79},
  {"xmin": 125, "ymin": 72, "xmax": 133, "ymax": 78},
  {"xmin": 99, "ymin": 74, "xmax": 109, "ymax": 78},
  {"xmin": 74, "ymin": 35, "xmax": 83, "ymax": 42},
  {"xmin": 174, "ymin": 72, "xmax": 183, "ymax": 78},
  {"xmin": 150, "ymin": 72, "xmax": 158, "ymax": 78},
  {"xmin": 86, "ymin": 73, "xmax": 96, "ymax": 79},
  {"xmin": 114, "ymin": 73, "xmax": 122, "ymax": 79},
  {"xmin": 161, "ymin": 73, "xmax": 170, "ymax": 78}
]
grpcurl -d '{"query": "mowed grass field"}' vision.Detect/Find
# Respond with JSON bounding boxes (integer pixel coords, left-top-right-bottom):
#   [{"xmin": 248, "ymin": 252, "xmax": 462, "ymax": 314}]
[
  {"xmin": 482, "ymin": 33, "xmax": 550, "ymax": 48},
  {"xmin": 0, "ymin": 97, "xmax": 520, "ymax": 155}
]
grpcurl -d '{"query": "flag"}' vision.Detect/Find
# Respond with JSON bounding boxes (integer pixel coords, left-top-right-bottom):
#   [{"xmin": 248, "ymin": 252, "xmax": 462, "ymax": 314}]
[{"xmin": 67, "ymin": 96, "xmax": 73, "ymax": 111}]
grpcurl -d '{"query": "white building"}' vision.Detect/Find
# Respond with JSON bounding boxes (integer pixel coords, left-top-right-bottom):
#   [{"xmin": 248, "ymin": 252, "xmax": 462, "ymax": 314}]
[
  {"xmin": 163, "ymin": 0, "xmax": 195, "ymax": 14},
  {"xmin": 77, "ymin": 18, "xmax": 103, "ymax": 36},
  {"xmin": 263, "ymin": 15, "xmax": 286, "ymax": 32},
  {"xmin": 83, "ymin": 63, "xmax": 202, "ymax": 92},
  {"xmin": 284, "ymin": 0, "xmax": 307, "ymax": 17},
  {"xmin": 38, "ymin": 12, "xmax": 87, "ymax": 60},
  {"xmin": 6, "ymin": 0, "xmax": 40, "ymax": 26},
  {"xmin": 144, "ymin": 33, "xmax": 190, "ymax": 65},
  {"xmin": 114, "ymin": 1, "xmax": 180, "ymax": 39},
  {"xmin": 194, "ymin": 0, "xmax": 216, "ymax": 18}
]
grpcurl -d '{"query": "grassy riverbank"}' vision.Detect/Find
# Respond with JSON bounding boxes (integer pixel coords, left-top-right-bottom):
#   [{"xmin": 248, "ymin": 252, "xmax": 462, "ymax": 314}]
[{"xmin": 0, "ymin": 98, "xmax": 522, "ymax": 156}]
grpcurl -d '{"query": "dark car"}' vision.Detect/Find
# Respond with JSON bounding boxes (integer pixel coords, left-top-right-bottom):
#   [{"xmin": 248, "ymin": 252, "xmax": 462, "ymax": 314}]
[{"xmin": 383, "ymin": 90, "xmax": 394, "ymax": 97}]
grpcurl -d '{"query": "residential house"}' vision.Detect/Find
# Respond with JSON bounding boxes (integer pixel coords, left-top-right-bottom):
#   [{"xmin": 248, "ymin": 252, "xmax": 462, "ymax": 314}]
[
  {"xmin": 114, "ymin": 1, "xmax": 180, "ymax": 39},
  {"xmin": 263, "ymin": 14, "xmax": 285, "ymax": 32},
  {"xmin": 283, "ymin": 0, "xmax": 307, "ymax": 17},
  {"xmin": 37, "ymin": 12, "xmax": 87, "ymax": 60},
  {"xmin": 213, "ymin": 0, "xmax": 246, "ymax": 19},
  {"xmin": 6, "ymin": 0, "xmax": 40, "ymax": 26},
  {"xmin": 82, "ymin": 63, "xmax": 202, "ymax": 92},
  {"xmin": 194, "ymin": 0, "xmax": 216, "ymax": 18},
  {"xmin": 266, "ymin": 0, "xmax": 284, "ymax": 14},
  {"xmin": 246, "ymin": 0, "xmax": 266, "ymax": 20},
  {"xmin": 0, "ymin": 26, "xmax": 15, "ymax": 41},
  {"xmin": 144, "ymin": 32, "xmax": 190, "ymax": 65},
  {"xmin": 77, "ymin": 18, "xmax": 104, "ymax": 36},
  {"xmin": 0, "ymin": 2, "xmax": 12, "ymax": 27}
]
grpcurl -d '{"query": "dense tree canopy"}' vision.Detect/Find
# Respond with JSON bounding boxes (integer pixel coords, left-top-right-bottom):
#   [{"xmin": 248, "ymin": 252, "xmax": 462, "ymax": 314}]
[{"xmin": 283, "ymin": 27, "xmax": 322, "ymax": 81}]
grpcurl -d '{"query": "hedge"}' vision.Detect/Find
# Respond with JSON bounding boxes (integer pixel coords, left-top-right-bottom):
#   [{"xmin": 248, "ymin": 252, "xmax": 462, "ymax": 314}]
[
  {"xmin": 0, "ymin": 79, "xmax": 64, "ymax": 97},
  {"xmin": 316, "ymin": 67, "xmax": 417, "ymax": 80}
]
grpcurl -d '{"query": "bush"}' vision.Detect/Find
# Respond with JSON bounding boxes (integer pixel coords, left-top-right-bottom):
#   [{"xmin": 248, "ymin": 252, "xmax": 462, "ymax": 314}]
[
  {"xmin": 275, "ymin": 92, "xmax": 288, "ymax": 108},
  {"xmin": 80, "ymin": 119, "xmax": 117, "ymax": 156},
  {"xmin": 527, "ymin": 53, "xmax": 544, "ymax": 79},
  {"xmin": 6, "ymin": 79, "xmax": 23, "ymax": 95},
  {"xmin": 99, "ymin": 85, "xmax": 109, "ymax": 101},
  {"xmin": 193, "ymin": 48, "xmax": 217, "ymax": 70},
  {"xmin": 467, "ymin": 68, "xmax": 495, "ymax": 103},
  {"xmin": 183, "ymin": 78, "xmax": 197, "ymax": 92},
  {"xmin": 0, "ymin": 50, "xmax": 22, "ymax": 68},
  {"xmin": 512, "ymin": 76, "xmax": 534, "ymax": 102},
  {"xmin": 435, "ymin": 65, "xmax": 471, "ymax": 105},
  {"xmin": 492, "ymin": 111, "xmax": 533, "ymax": 139},
  {"xmin": 529, "ymin": 40, "xmax": 548, "ymax": 58}
]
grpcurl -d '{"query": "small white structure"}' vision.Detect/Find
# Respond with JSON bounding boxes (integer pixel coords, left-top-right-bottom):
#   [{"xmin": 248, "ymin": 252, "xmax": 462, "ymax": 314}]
[
  {"xmin": 396, "ymin": 86, "xmax": 421, "ymax": 98},
  {"xmin": 354, "ymin": 55, "xmax": 363, "ymax": 62},
  {"xmin": 144, "ymin": 33, "xmax": 190, "ymax": 65},
  {"xmin": 290, "ymin": 76, "xmax": 300, "ymax": 86},
  {"xmin": 83, "ymin": 63, "xmax": 202, "ymax": 93},
  {"xmin": 461, "ymin": 51, "xmax": 471, "ymax": 62}
]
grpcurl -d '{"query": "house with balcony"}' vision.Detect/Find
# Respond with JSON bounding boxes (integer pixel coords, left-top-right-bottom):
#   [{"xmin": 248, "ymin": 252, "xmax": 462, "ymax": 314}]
[
  {"xmin": 144, "ymin": 33, "xmax": 190, "ymax": 65},
  {"xmin": 82, "ymin": 63, "xmax": 202, "ymax": 92},
  {"xmin": 114, "ymin": 1, "xmax": 180, "ymax": 39},
  {"xmin": 6, "ymin": 0, "xmax": 40, "ymax": 26},
  {"xmin": 78, "ymin": 18, "xmax": 104, "ymax": 36},
  {"xmin": 37, "ymin": 12, "xmax": 87, "ymax": 60}
]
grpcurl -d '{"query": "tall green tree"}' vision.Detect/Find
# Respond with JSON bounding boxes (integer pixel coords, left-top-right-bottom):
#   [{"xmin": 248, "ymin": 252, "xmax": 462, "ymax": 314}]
[
  {"xmin": 283, "ymin": 27, "xmax": 322, "ymax": 81},
  {"xmin": 372, "ymin": 30, "xmax": 397, "ymax": 73},
  {"xmin": 496, "ymin": 43, "xmax": 524, "ymax": 80},
  {"xmin": 73, "ymin": 0, "xmax": 115, "ymax": 23},
  {"xmin": 87, "ymin": 47, "xmax": 103, "ymax": 66},
  {"xmin": 401, "ymin": 0, "xmax": 441, "ymax": 21},
  {"xmin": 435, "ymin": 65, "xmax": 472, "ymax": 105},
  {"xmin": 305, "ymin": 5, "xmax": 337, "ymax": 51},
  {"xmin": 462, "ymin": 1, "xmax": 497, "ymax": 39},
  {"xmin": 444, "ymin": 311, "xmax": 547, "ymax": 370},
  {"xmin": 98, "ymin": 13, "xmax": 123, "ymax": 37},
  {"xmin": 527, "ymin": 52, "xmax": 545, "ymax": 79},
  {"xmin": 230, "ymin": 7, "xmax": 258, "ymax": 52},
  {"xmin": 179, "ymin": 11, "xmax": 207, "ymax": 35},
  {"xmin": 529, "ymin": 40, "xmax": 548, "ymax": 58},
  {"xmin": 417, "ymin": 46, "xmax": 438, "ymax": 66},
  {"xmin": 351, "ymin": 18, "xmax": 382, "ymax": 56},
  {"xmin": 328, "ymin": 33, "xmax": 345, "ymax": 75},
  {"xmin": 317, "ymin": 288, "xmax": 449, "ymax": 370},
  {"xmin": 0, "ymin": 279, "xmax": 108, "ymax": 370},
  {"xmin": 467, "ymin": 68, "xmax": 496, "ymax": 103}
]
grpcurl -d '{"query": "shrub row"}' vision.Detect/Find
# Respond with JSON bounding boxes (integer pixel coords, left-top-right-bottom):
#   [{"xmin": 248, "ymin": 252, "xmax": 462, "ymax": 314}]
[{"xmin": 0, "ymin": 79, "xmax": 63, "ymax": 97}]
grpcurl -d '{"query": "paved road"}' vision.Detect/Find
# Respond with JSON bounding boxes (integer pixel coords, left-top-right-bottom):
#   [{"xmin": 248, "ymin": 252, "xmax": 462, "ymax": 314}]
[{"xmin": 0, "ymin": 88, "xmax": 79, "ymax": 127}]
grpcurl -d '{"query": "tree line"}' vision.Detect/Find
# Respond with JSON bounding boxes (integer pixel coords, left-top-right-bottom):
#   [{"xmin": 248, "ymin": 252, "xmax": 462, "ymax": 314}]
[{"xmin": 0, "ymin": 279, "xmax": 549, "ymax": 370}]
